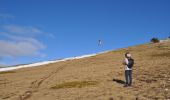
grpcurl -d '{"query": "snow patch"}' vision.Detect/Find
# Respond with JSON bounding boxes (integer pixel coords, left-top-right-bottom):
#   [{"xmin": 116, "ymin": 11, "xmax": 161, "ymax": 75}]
[
  {"xmin": 0, "ymin": 51, "xmax": 109, "ymax": 72},
  {"xmin": 160, "ymin": 39, "xmax": 170, "ymax": 42}
]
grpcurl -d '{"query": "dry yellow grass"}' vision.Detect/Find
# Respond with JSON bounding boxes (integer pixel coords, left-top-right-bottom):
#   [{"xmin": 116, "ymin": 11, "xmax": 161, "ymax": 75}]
[{"xmin": 0, "ymin": 40, "xmax": 170, "ymax": 100}]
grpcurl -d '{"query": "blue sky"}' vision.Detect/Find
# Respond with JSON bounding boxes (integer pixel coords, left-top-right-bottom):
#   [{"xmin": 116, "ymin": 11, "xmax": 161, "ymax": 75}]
[{"xmin": 0, "ymin": 0, "xmax": 170, "ymax": 66}]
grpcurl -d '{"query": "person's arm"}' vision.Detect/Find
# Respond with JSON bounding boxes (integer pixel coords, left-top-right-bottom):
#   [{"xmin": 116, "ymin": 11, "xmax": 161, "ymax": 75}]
[{"xmin": 125, "ymin": 58, "xmax": 128, "ymax": 65}]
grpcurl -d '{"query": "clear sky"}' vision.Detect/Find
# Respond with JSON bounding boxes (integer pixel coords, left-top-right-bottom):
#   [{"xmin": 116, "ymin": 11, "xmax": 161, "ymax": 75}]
[{"xmin": 0, "ymin": 0, "xmax": 170, "ymax": 66}]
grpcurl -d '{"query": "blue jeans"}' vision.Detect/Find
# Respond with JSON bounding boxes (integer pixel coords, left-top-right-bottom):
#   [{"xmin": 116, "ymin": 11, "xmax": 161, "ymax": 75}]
[{"xmin": 125, "ymin": 70, "xmax": 132, "ymax": 85}]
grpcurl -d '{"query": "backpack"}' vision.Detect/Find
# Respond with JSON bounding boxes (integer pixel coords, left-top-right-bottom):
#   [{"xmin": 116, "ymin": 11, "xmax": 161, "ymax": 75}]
[{"xmin": 127, "ymin": 58, "xmax": 134, "ymax": 68}]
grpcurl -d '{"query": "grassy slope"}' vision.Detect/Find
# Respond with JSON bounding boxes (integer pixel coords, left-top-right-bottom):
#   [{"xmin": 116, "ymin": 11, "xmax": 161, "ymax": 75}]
[{"xmin": 0, "ymin": 40, "xmax": 170, "ymax": 100}]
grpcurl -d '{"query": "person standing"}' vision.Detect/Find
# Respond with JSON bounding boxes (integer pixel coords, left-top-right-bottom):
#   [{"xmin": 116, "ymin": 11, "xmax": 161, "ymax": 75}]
[{"xmin": 123, "ymin": 52, "xmax": 134, "ymax": 87}]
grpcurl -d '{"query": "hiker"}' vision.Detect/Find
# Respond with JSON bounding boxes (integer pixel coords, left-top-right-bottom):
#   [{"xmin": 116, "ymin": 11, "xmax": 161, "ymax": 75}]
[{"xmin": 122, "ymin": 52, "xmax": 134, "ymax": 87}]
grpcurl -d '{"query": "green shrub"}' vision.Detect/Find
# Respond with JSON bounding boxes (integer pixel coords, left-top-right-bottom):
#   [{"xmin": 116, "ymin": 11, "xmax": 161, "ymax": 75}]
[{"xmin": 150, "ymin": 38, "xmax": 159, "ymax": 43}]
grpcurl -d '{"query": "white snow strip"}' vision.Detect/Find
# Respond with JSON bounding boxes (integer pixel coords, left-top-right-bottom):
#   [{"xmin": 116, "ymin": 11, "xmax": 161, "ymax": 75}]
[
  {"xmin": 0, "ymin": 51, "xmax": 109, "ymax": 72},
  {"xmin": 160, "ymin": 39, "xmax": 170, "ymax": 42}
]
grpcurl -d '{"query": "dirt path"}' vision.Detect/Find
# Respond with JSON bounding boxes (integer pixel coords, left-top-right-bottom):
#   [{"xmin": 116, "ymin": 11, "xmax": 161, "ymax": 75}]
[{"xmin": 19, "ymin": 63, "xmax": 69, "ymax": 100}]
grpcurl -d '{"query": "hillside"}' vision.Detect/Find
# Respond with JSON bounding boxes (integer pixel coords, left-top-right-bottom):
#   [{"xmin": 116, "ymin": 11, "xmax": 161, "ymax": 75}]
[{"xmin": 0, "ymin": 40, "xmax": 170, "ymax": 100}]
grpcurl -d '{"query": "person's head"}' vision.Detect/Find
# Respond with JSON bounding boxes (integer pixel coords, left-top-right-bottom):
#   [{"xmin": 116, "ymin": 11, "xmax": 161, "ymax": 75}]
[{"xmin": 125, "ymin": 52, "xmax": 131, "ymax": 58}]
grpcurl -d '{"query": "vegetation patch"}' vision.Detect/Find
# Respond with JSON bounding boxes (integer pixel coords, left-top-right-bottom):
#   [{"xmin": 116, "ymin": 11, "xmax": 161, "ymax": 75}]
[
  {"xmin": 150, "ymin": 37, "xmax": 160, "ymax": 43},
  {"xmin": 51, "ymin": 81, "xmax": 98, "ymax": 89},
  {"xmin": 0, "ymin": 71, "xmax": 16, "ymax": 74}
]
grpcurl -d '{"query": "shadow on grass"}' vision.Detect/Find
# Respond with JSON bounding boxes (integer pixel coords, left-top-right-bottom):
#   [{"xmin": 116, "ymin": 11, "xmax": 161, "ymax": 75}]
[{"xmin": 113, "ymin": 79, "xmax": 125, "ymax": 85}]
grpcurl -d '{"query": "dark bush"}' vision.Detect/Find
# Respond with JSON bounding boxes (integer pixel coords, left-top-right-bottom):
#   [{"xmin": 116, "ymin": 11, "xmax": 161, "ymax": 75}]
[{"xmin": 150, "ymin": 38, "xmax": 159, "ymax": 43}]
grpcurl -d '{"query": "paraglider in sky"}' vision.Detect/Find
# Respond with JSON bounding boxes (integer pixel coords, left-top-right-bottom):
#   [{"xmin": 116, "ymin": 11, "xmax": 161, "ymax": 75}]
[{"xmin": 98, "ymin": 40, "xmax": 102, "ymax": 46}]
